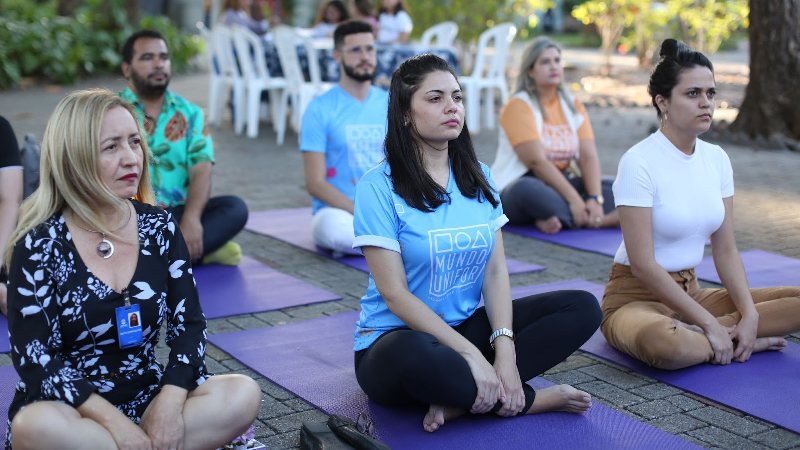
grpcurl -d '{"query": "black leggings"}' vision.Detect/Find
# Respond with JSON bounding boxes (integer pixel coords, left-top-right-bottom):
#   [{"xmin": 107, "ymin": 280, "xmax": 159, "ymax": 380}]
[{"xmin": 354, "ymin": 290, "xmax": 602, "ymax": 414}]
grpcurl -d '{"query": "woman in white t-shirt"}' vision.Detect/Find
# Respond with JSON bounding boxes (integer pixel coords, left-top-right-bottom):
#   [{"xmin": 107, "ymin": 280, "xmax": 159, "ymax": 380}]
[
  {"xmin": 602, "ymin": 39, "xmax": 800, "ymax": 370},
  {"xmin": 376, "ymin": 0, "xmax": 412, "ymax": 43},
  {"xmin": 353, "ymin": 54, "xmax": 601, "ymax": 433}
]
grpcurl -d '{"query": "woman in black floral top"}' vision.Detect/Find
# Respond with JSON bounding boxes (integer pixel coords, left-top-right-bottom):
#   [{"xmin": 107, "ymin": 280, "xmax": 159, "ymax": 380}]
[{"xmin": 3, "ymin": 89, "xmax": 261, "ymax": 450}]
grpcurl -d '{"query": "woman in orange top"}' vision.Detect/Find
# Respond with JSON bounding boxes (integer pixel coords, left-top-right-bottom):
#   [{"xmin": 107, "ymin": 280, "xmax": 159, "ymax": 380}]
[{"xmin": 490, "ymin": 37, "xmax": 618, "ymax": 234}]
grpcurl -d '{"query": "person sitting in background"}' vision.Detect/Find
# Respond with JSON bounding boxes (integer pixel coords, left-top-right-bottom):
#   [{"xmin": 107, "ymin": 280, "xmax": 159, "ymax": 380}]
[
  {"xmin": 312, "ymin": 0, "xmax": 350, "ymax": 38},
  {"xmin": 350, "ymin": 0, "xmax": 378, "ymax": 35},
  {"xmin": 602, "ymin": 39, "xmax": 800, "ymax": 370},
  {"xmin": 119, "ymin": 29, "xmax": 249, "ymax": 266},
  {"xmin": 0, "ymin": 116, "xmax": 24, "ymax": 316},
  {"xmin": 490, "ymin": 37, "xmax": 618, "ymax": 234},
  {"xmin": 376, "ymin": 0, "xmax": 411, "ymax": 43},
  {"xmin": 220, "ymin": 0, "xmax": 270, "ymax": 35},
  {"xmin": 301, "ymin": 20, "xmax": 388, "ymax": 257},
  {"xmin": 4, "ymin": 88, "xmax": 261, "ymax": 450}
]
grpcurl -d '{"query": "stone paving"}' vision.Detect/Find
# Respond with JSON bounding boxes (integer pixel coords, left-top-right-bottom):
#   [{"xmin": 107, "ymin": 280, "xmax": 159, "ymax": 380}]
[{"xmin": 1, "ymin": 56, "xmax": 799, "ymax": 449}]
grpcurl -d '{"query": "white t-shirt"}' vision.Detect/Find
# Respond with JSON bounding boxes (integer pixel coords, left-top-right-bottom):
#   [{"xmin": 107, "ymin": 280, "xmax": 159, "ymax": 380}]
[
  {"xmin": 352, "ymin": 161, "xmax": 507, "ymax": 350},
  {"xmin": 613, "ymin": 130, "xmax": 734, "ymax": 272},
  {"xmin": 377, "ymin": 10, "xmax": 413, "ymax": 43}
]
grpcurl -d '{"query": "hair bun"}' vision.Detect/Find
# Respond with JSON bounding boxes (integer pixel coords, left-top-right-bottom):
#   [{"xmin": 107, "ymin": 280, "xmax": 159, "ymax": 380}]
[{"xmin": 660, "ymin": 38, "xmax": 679, "ymax": 58}]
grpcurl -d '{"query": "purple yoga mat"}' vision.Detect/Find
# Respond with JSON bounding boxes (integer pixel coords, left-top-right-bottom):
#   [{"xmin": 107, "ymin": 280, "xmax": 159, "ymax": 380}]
[
  {"xmin": 245, "ymin": 208, "xmax": 545, "ymax": 275},
  {"xmin": 536, "ymin": 279, "xmax": 800, "ymax": 434},
  {"xmin": 0, "ymin": 315, "xmax": 8, "ymax": 354},
  {"xmin": 0, "ymin": 365, "xmax": 19, "ymax": 429},
  {"xmin": 695, "ymin": 249, "xmax": 800, "ymax": 288},
  {"xmin": 193, "ymin": 256, "xmax": 341, "ymax": 319},
  {"xmin": 504, "ymin": 225, "xmax": 712, "ymax": 258},
  {"xmin": 209, "ymin": 311, "xmax": 698, "ymax": 449},
  {"xmin": 504, "ymin": 225, "xmax": 624, "ymax": 257}
]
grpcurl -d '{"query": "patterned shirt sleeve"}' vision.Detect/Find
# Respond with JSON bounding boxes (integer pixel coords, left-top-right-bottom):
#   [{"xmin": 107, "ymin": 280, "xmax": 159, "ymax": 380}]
[
  {"xmin": 186, "ymin": 107, "xmax": 214, "ymax": 169},
  {"xmin": 161, "ymin": 212, "xmax": 210, "ymax": 390},
  {"xmin": 7, "ymin": 231, "xmax": 97, "ymax": 408}
]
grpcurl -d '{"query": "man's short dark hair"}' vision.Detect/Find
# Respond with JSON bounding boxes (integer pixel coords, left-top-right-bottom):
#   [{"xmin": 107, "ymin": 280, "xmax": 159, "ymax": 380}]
[
  {"xmin": 122, "ymin": 29, "xmax": 167, "ymax": 64},
  {"xmin": 333, "ymin": 20, "xmax": 375, "ymax": 50}
]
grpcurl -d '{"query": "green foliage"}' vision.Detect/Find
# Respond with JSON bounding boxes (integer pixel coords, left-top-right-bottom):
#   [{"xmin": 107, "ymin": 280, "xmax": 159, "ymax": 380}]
[
  {"xmin": 666, "ymin": 0, "xmax": 748, "ymax": 54},
  {"xmin": 570, "ymin": 0, "xmax": 748, "ymax": 72},
  {"xmin": 0, "ymin": 0, "xmax": 58, "ymax": 21},
  {"xmin": 571, "ymin": 0, "xmax": 638, "ymax": 73},
  {"xmin": 0, "ymin": 0, "xmax": 204, "ymax": 89},
  {"xmin": 618, "ymin": 1, "xmax": 671, "ymax": 66},
  {"xmin": 405, "ymin": 0, "xmax": 551, "ymax": 44}
]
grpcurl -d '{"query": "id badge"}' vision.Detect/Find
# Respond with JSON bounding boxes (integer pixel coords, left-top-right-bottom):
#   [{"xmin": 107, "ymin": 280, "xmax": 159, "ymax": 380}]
[{"xmin": 116, "ymin": 304, "xmax": 144, "ymax": 349}]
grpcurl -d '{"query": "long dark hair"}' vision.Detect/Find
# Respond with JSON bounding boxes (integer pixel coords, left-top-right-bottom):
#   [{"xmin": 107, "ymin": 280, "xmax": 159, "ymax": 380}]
[
  {"xmin": 648, "ymin": 38, "xmax": 714, "ymax": 118},
  {"xmin": 385, "ymin": 53, "xmax": 498, "ymax": 213}
]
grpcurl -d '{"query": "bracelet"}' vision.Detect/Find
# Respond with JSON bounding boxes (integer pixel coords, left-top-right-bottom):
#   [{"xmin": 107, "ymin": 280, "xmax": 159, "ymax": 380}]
[{"xmin": 489, "ymin": 328, "xmax": 515, "ymax": 349}]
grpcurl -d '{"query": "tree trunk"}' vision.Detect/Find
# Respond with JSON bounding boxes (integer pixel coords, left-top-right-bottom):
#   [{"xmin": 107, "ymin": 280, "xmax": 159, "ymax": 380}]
[
  {"xmin": 57, "ymin": 0, "xmax": 82, "ymax": 16},
  {"xmin": 126, "ymin": 0, "xmax": 140, "ymax": 23},
  {"xmin": 729, "ymin": 0, "xmax": 800, "ymax": 150}
]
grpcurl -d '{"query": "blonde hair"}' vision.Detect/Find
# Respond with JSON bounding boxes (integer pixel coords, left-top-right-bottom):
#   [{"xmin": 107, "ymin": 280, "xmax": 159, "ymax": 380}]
[
  {"xmin": 515, "ymin": 37, "xmax": 576, "ymax": 119},
  {"xmin": 4, "ymin": 89, "xmax": 155, "ymax": 267}
]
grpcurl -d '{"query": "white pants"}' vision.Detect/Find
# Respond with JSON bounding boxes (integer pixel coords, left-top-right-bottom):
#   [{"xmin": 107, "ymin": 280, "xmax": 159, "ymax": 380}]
[{"xmin": 311, "ymin": 207, "xmax": 362, "ymax": 257}]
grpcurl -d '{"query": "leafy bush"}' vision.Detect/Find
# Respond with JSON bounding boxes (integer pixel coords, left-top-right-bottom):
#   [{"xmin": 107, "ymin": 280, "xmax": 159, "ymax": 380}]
[{"xmin": 0, "ymin": 0, "xmax": 203, "ymax": 89}]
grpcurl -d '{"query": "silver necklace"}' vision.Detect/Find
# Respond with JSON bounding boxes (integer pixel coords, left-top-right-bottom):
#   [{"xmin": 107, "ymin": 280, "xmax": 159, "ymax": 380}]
[{"xmin": 70, "ymin": 205, "xmax": 133, "ymax": 259}]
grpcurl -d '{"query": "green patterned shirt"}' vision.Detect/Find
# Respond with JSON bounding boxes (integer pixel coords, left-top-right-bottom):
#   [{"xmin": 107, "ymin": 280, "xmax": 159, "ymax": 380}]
[{"xmin": 119, "ymin": 88, "xmax": 215, "ymax": 207}]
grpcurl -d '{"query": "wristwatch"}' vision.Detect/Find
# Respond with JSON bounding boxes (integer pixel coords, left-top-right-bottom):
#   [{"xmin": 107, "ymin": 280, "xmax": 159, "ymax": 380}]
[
  {"xmin": 489, "ymin": 328, "xmax": 515, "ymax": 349},
  {"xmin": 587, "ymin": 195, "xmax": 604, "ymax": 205}
]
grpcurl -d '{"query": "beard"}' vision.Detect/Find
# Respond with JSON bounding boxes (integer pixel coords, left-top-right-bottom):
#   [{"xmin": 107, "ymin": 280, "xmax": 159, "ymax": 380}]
[
  {"xmin": 129, "ymin": 68, "xmax": 170, "ymax": 99},
  {"xmin": 342, "ymin": 61, "xmax": 375, "ymax": 82}
]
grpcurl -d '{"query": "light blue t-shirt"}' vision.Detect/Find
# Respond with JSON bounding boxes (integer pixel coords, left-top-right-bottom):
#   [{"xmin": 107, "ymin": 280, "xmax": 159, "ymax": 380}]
[
  {"xmin": 352, "ymin": 161, "xmax": 508, "ymax": 350},
  {"xmin": 300, "ymin": 85, "xmax": 389, "ymax": 213}
]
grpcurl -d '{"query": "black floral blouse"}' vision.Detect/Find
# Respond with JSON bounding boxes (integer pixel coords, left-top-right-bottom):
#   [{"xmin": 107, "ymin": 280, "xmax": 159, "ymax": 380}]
[{"xmin": 5, "ymin": 200, "xmax": 209, "ymax": 447}]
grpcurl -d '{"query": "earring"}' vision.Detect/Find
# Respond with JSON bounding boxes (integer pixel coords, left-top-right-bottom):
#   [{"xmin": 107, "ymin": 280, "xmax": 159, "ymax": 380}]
[{"xmin": 660, "ymin": 112, "xmax": 668, "ymax": 129}]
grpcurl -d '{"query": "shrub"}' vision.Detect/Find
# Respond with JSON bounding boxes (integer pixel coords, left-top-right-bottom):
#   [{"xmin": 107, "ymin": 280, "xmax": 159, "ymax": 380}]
[{"xmin": 0, "ymin": 0, "xmax": 203, "ymax": 89}]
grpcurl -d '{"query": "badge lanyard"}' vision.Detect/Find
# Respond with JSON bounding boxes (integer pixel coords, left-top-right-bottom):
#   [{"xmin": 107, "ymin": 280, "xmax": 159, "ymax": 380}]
[{"xmin": 115, "ymin": 288, "xmax": 144, "ymax": 349}]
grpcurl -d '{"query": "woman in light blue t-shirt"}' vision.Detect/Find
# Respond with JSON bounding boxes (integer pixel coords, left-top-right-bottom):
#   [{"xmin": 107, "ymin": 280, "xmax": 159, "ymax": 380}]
[{"xmin": 352, "ymin": 54, "xmax": 602, "ymax": 432}]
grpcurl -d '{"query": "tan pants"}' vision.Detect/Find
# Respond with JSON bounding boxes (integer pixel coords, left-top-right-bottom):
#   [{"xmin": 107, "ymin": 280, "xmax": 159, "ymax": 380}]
[{"xmin": 601, "ymin": 263, "xmax": 800, "ymax": 370}]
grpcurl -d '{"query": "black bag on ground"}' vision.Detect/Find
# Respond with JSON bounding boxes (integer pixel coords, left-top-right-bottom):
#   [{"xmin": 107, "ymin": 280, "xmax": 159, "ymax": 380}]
[
  {"xmin": 299, "ymin": 421, "xmax": 355, "ymax": 450},
  {"xmin": 326, "ymin": 414, "xmax": 391, "ymax": 450}
]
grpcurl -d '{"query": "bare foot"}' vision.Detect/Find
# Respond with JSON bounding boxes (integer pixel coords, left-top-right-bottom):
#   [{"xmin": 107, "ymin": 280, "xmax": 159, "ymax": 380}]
[
  {"xmin": 527, "ymin": 384, "xmax": 592, "ymax": 415},
  {"xmin": 535, "ymin": 216, "xmax": 562, "ymax": 234},
  {"xmin": 752, "ymin": 336, "xmax": 787, "ymax": 353},
  {"xmin": 423, "ymin": 404, "xmax": 466, "ymax": 432},
  {"xmin": 672, "ymin": 318, "xmax": 703, "ymax": 334}
]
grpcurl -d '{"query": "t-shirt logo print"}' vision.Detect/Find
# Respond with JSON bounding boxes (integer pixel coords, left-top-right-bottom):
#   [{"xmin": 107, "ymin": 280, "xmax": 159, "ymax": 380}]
[
  {"xmin": 428, "ymin": 224, "xmax": 492, "ymax": 299},
  {"xmin": 346, "ymin": 124, "xmax": 385, "ymax": 179}
]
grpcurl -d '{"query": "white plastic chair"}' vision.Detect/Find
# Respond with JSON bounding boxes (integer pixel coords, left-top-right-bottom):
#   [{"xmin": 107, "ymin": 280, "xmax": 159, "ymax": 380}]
[
  {"xmin": 459, "ymin": 23, "xmax": 517, "ymax": 134},
  {"xmin": 230, "ymin": 25, "xmax": 289, "ymax": 142},
  {"xmin": 272, "ymin": 25, "xmax": 334, "ymax": 140},
  {"xmin": 420, "ymin": 21, "xmax": 459, "ymax": 48},
  {"xmin": 205, "ymin": 25, "xmax": 246, "ymax": 134}
]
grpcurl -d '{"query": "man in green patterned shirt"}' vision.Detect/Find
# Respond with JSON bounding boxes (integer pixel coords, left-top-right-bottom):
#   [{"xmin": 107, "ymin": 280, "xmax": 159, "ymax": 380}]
[{"xmin": 119, "ymin": 29, "xmax": 247, "ymax": 265}]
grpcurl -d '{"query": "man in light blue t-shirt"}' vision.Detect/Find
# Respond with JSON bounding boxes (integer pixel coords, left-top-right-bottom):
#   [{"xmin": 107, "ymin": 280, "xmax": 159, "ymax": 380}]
[{"xmin": 300, "ymin": 20, "xmax": 389, "ymax": 256}]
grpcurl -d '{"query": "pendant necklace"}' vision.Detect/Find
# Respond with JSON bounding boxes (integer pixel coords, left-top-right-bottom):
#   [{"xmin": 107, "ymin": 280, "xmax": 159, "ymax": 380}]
[{"xmin": 70, "ymin": 204, "xmax": 133, "ymax": 259}]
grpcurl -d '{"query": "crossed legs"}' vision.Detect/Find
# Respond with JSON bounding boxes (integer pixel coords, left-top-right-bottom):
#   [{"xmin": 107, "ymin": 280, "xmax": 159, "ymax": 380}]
[
  {"xmin": 10, "ymin": 374, "xmax": 261, "ymax": 450},
  {"xmin": 602, "ymin": 284, "xmax": 800, "ymax": 370}
]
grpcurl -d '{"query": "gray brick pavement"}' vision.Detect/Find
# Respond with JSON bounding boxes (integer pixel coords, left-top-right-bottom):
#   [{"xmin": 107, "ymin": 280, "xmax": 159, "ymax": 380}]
[{"xmin": 1, "ymin": 70, "xmax": 798, "ymax": 449}]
